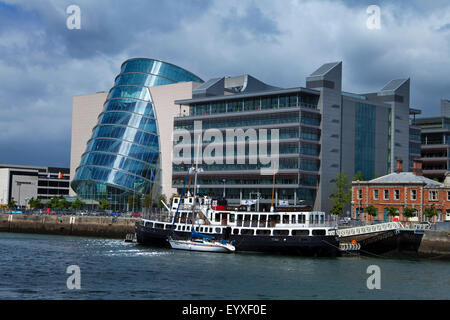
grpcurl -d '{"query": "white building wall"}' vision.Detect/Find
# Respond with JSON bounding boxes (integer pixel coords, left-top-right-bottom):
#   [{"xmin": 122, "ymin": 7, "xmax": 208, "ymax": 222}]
[
  {"xmin": 0, "ymin": 168, "xmax": 10, "ymax": 206},
  {"xmin": 70, "ymin": 92, "xmax": 108, "ymax": 195}
]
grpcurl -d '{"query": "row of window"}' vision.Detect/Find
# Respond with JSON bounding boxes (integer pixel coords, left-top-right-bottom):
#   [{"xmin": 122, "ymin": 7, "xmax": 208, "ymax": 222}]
[
  {"xmin": 357, "ymin": 189, "xmax": 449, "ymax": 201},
  {"xmin": 148, "ymin": 222, "xmax": 325, "ymax": 236},
  {"xmin": 97, "ymin": 112, "xmax": 158, "ymax": 134},
  {"xmin": 188, "ymin": 94, "xmax": 319, "ymax": 117}
]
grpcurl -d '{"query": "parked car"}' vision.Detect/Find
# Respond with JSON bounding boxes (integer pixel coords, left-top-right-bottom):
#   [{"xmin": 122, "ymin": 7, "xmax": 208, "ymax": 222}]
[{"xmin": 130, "ymin": 213, "xmax": 142, "ymax": 218}]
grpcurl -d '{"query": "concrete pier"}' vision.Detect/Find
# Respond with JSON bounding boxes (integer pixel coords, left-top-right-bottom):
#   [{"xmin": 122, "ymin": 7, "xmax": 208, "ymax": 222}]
[{"xmin": 0, "ymin": 214, "xmax": 138, "ymax": 239}]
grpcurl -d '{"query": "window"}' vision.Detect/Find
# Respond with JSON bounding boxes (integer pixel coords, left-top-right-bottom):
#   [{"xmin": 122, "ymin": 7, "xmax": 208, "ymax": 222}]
[
  {"xmin": 447, "ymin": 191, "xmax": 450, "ymax": 201},
  {"xmin": 394, "ymin": 189, "xmax": 400, "ymax": 200},
  {"xmin": 292, "ymin": 230, "xmax": 309, "ymax": 236},
  {"xmin": 384, "ymin": 189, "xmax": 389, "ymax": 200},
  {"xmin": 273, "ymin": 230, "xmax": 289, "ymax": 236},
  {"xmin": 411, "ymin": 189, "xmax": 417, "ymax": 201},
  {"xmin": 357, "ymin": 189, "xmax": 363, "ymax": 200},
  {"xmin": 373, "ymin": 189, "xmax": 379, "ymax": 200},
  {"xmin": 429, "ymin": 190, "xmax": 439, "ymax": 201}
]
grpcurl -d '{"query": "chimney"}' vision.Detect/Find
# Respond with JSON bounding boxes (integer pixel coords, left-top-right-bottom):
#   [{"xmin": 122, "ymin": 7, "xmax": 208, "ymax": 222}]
[
  {"xmin": 413, "ymin": 159, "xmax": 423, "ymax": 176},
  {"xmin": 396, "ymin": 158, "xmax": 403, "ymax": 174}
]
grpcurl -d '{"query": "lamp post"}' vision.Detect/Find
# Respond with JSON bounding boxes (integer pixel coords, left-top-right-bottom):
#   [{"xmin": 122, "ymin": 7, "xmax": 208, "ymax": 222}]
[{"xmin": 222, "ymin": 179, "xmax": 226, "ymax": 198}]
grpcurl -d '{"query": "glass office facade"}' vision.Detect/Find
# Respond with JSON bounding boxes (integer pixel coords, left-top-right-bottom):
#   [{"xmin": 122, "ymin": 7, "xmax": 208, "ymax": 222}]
[
  {"xmin": 72, "ymin": 59, "xmax": 202, "ymax": 209},
  {"xmin": 173, "ymin": 92, "xmax": 321, "ymax": 209},
  {"xmin": 354, "ymin": 102, "xmax": 376, "ymax": 180}
]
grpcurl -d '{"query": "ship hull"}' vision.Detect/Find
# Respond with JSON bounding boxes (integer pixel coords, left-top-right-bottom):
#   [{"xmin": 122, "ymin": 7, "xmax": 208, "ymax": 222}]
[{"xmin": 135, "ymin": 225, "xmax": 339, "ymax": 257}]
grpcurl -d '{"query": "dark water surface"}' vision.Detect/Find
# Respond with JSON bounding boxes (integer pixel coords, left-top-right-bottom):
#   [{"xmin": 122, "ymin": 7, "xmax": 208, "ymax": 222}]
[{"xmin": 0, "ymin": 232, "xmax": 448, "ymax": 300}]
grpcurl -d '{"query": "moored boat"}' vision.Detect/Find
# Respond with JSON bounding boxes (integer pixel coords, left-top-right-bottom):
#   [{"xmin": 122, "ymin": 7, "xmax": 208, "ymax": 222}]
[{"xmin": 135, "ymin": 194, "xmax": 339, "ymax": 257}]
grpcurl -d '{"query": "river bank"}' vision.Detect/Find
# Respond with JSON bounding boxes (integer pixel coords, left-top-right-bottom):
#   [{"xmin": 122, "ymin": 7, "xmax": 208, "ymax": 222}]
[{"xmin": 0, "ymin": 213, "xmax": 137, "ymax": 239}]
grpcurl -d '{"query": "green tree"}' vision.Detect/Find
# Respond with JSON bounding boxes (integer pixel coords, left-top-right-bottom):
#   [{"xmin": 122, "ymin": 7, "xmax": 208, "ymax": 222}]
[
  {"xmin": 48, "ymin": 197, "xmax": 60, "ymax": 209},
  {"xmin": 423, "ymin": 204, "xmax": 438, "ymax": 221},
  {"xmin": 142, "ymin": 195, "xmax": 152, "ymax": 209},
  {"xmin": 157, "ymin": 194, "xmax": 167, "ymax": 209},
  {"xmin": 329, "ymin": 172, "xmax": 352, "ymax": 216},
  {"xmin": 99, "ymin": 199, "xmax": 110, "ymax": 210},
  {"xmin": 403, "ymin": 207, "xmax": 417, "ymax": 220},
  {"xmin": 72, "ymin": 198, "xmax": 84, "ymax": 210},
  {"xmin": 128, "ymin": 195, "xmax": 139, "ymax": 211},
  {"xmin": 386, "ymin": 206, "xmax": 399, "ymax": 220},
  {"xmin": 8, "ymin": 197, "xmax": 17, "ymax": 210},
  {"xmin": 57, "ymin": 197, "xmax": 70, "ymax": 210},
  {"xmin": 352, "ymin": 170, "xmax": 365, "ymax": 181},
  {"xmin": 28, "ymin": 197, "xmax": 43, "ymax": 210},
  {"xmin": 364, "ymin": 205, "xmax": 378, "ymax": 221}
]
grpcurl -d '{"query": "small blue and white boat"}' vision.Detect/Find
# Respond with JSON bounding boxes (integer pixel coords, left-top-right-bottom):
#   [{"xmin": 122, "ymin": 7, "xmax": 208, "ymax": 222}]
[{"xmin": 169, "ymin": 230, "xmax": 235, "ymax": 253}]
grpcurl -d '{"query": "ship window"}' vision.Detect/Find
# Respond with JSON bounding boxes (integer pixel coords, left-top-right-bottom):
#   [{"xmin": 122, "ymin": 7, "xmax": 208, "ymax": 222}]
[
  {"xmin": 166, "ymin": 225, "xmax": 175, "ymax": 230},
  {"xmin": 273, "ymin": 230, "xmax": 289, "ymax": 236},
  {"xmin": 291, "ymin": 215, "xmax": 296, "ymax": 224},
  {"xmin": 312, "ymin": 229, "xmax": 326, "ymax": 235},
  {"xmin": 229, "ymin": 214, "xmax": 235, "ymax": 223},
  {"xmin": 145, "ymin": 222, "xmax": 153, "ymax": 228},
  {"xmin": 209, "ymin": 228, "xmax": 213, "ymax": 233},
  {"xmin": 200, "ymin": 227, "xmax": 204, "ymax": 232},
  {"xmin": 233, "ymin": 229, "xmax": 239, "ymax": 235},
  {"xmin": 195, "ymin": 227, "xmax": 199, "ymax": 231},
  {"xmin": 256, "ymin": 229, "xmax": 271, "ymax": 236},
  {"xmin": 241, "ymin": 229, "xmax": 254, "ymax": 235},
  {"xmin": 297, "ymin": 214, "xmax": 305, "ymax": 224},
  {"xmin": 215, "ymin": 227, "xmax": 221, "ymax": 233},
  {"xmin": 283, "ymin": 215, "xmax": 290, "ymax": 224},
  {"xmin": 174, "ymin": 198, "xmax": 179, "ymax": 204},
  {"xmin": 155, "ymin": 223, "xmax": 164, "ymax": 229},
  {"xmin": 320, "ymin": 215, "xmax": 324, "ymax": 224},
  {"xmin": 292, "ymin": 230, "xmax": 309, "ymax": 236},
  {"xmin": 215, "ymin": 213, "xmax": 220, "ymax": 222}
]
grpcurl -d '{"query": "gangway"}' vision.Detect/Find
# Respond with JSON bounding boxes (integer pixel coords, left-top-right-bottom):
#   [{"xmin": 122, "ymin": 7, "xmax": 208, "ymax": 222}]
[{"xmin": 331, "ymin": 222, "xmax": 405, "ymax": 237}]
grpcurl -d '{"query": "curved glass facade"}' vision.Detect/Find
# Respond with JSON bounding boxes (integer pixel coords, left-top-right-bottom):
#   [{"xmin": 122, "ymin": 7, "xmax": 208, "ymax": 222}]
[{"xmin": 72, "ymin": 58, "xmax": 202, "ymax": 209}]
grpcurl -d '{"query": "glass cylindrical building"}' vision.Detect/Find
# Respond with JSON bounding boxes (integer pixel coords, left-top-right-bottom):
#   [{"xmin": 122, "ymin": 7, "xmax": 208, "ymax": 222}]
[{"xmin": 71, "ymin": 58, "xmax": 203, "ymax": 209}]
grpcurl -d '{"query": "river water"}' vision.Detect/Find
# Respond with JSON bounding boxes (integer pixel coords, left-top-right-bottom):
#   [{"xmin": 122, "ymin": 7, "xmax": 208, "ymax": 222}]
[{"xmin": 0, "ymin": 232, "xmax": 448, "ymax": 300}]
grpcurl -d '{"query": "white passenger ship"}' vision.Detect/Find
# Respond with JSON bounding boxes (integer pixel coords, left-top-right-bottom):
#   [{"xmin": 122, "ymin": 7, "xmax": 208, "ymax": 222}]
[{"xmin": 135, "ymin": 194, "xmax": 340, "ymax": 257}]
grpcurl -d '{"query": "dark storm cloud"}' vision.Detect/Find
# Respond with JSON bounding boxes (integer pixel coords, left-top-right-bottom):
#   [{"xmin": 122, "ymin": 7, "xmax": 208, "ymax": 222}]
[{"xmin": 0, "ymin": 0, "xmax": 449, "ymax": 167}]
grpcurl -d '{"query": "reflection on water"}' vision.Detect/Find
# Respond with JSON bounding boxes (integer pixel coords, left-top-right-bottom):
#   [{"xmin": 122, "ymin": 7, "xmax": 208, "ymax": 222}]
[{"xmin": 0, "ymin": 232, "xmax": 448, "ymax": 300}]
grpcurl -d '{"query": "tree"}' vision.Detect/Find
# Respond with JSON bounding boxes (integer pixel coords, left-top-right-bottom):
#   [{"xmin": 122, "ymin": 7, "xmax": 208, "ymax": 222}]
[
  {"xmin": 128, "ymin": 195, "xmax": 139, "ymax": 211},
  {"xmin": 386, "ymin": 206, "xmax": 399, "ymax": 221},
  {"xmin": 28, "ymin": 197, "xmax": 43, "ymax": 210},
  {"xmin": 72, "ymin": 198, "xmax": 84, "ymax": 210},
  {"xmin": 424, "ymin": 204, "xmax": 438, "ymax": 221},
  {"xmin": 329, "ymin": 172, "xmax": 352, "ymax": 216},
  {"xmin": 48, "ymin": 197, "xmax": 60, "ymax": 209},
  {"xmin": 57, "ymin": 197, "xmax": 70, "ymax": 210},
  {"xmin": 403, "ymin": 207, "xmax": 417, "ymax": 221},
  {"xmin": 364, "ymin": 205, "xmax": 378, "ymax": 221},
  {"xmin": 142, "ymin": 195, "xmax": 152, "ymax": 210},
  {"xmin": 157, "ymin": 194, "xmax": 167, "ymax": 209},
  {"xmin": 8, "ymin": 197, "xmax": 17, "ymax": 210},
  {"xmin": 352, "ymin": 170, "xmax": 365, "ymax": 181},
  {"xmin": 99, "ymin": 199, "xmax": 110, "ymax": 210}
]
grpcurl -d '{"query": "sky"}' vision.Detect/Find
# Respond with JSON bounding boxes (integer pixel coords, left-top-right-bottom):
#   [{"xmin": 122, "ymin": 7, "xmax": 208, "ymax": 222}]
[{"xmin": 0, "ymin": 0, "xmax": 450, "ymax": 168}]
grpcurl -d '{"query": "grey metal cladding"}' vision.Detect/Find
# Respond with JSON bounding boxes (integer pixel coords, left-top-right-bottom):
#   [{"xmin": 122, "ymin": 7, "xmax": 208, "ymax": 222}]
[{"xmin": 306, "ymin": 80, "xmax": 335, "ymax": 89}]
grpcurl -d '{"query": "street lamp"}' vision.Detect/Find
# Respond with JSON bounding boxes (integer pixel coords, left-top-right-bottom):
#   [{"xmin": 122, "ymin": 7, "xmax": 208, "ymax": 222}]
[{"xmin": 222, "ymin": 179, "xmax": 226, "ymax": 198}]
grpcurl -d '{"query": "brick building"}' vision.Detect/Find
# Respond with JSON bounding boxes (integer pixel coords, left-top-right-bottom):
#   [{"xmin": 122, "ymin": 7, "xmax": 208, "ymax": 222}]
[{"xmin": 351, "ymin": 159, "xmax": 450, "ymax": 222}]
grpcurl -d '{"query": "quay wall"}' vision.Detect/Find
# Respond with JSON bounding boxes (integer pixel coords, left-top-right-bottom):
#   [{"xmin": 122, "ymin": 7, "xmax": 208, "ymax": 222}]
[
  {"xmin": 419, "ymin": 230, "xmax": 450, "ymax": 257},
  {"xmin": 0, "ymin": 214, "xmax": 137, "ymax": 239}
]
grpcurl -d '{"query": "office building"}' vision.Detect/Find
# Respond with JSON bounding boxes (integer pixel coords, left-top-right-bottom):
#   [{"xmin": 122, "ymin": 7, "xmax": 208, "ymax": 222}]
[
  {"xmin": 173, "ymin": 62, "xmax": 421, "ymax": 213},
  {"xmin": 0, "ymin": 164, "xmax": 70, "ymax": 208},
  {"xmin": 414, "ymin": 99, "xmax": 450, "ymax": 182}
]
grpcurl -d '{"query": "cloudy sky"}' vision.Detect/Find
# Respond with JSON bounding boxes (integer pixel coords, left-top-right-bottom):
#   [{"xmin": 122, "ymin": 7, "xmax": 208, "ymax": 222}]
[{"xmin": 0, "ymin": 0, "xmax": 450, "ymax": 168}]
